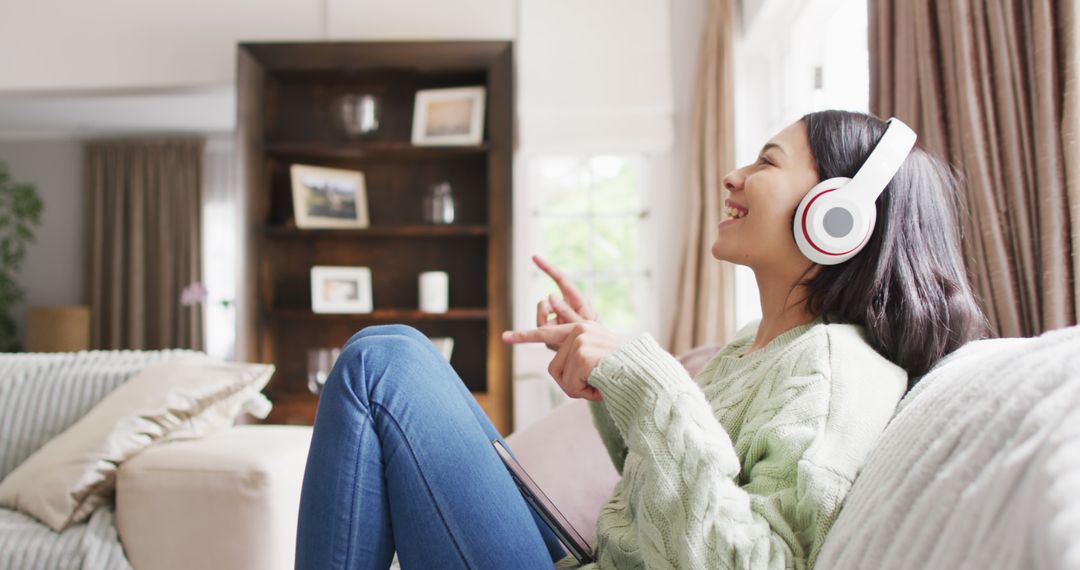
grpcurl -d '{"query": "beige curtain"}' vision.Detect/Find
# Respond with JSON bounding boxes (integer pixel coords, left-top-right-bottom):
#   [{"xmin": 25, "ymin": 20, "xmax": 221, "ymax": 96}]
[
  {"xmin": 1066, "ymin": 0, "xmax": 1080, "ymax": 322},
  {"xmin": 870, "ymin": 0, "xmax": 1079, "ymax": 338},
  {"xmin": 668, "ymin": 0, "xmax": 737, "ymax": 354},
  {"xmin": 85, "ymin": 138, "xmax": 205, "ymax": 350}
]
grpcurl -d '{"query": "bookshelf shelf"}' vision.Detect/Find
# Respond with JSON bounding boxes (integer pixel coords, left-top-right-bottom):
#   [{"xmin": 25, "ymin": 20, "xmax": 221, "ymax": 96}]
[
  {"xmin": 263, "ymin": 141, "xmax": 489, "ymax": 161},
  {"xmin": 265, "ymin": 308, "xmax": 490, "ymax": 322},
  {"xmin": 265, "ymin": 225, "xmax": 490, "ymax": 239}
]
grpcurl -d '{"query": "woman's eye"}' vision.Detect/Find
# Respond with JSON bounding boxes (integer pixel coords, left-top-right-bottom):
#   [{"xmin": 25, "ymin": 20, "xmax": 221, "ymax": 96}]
[{"xmin": 758, "ymin": 156, "xmax": 773, "ymax": 167}]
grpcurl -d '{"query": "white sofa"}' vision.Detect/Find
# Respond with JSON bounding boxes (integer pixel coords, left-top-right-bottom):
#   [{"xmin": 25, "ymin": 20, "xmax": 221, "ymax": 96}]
[{"xmin": 7, "ymin": 324, "xmax": 1079, "ymax": 569}]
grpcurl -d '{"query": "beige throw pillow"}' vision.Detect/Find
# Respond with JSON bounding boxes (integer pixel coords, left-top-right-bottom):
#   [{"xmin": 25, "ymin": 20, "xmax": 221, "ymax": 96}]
[{"xmin": 0, "ymin": 355, "xmax": 274, "ymax": 531}]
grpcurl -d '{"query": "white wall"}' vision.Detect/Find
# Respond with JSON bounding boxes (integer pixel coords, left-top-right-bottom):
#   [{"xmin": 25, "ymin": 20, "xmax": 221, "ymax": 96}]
[
  {"xmin": 0, "ymin": 0, "xmax": 515, "ymax": 92},
  {"xmin": 0, "ymin": 141, "xmax": 85, "ymax": 343},
  {"xmin": 327, "ymin": 0, "xmax": 515, "ymax": 40},
  {"xmin": 0, "ymin": 0, "xmax": 321, "ymax": 91}
]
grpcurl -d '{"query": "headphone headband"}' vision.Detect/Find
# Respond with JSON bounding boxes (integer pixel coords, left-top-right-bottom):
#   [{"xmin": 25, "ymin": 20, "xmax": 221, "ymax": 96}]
[
  {"xmin": 792, "ymin": 116, "xmax": 918, "ymax": 265},
  {"xmin": 842, "ymin": 117, "xmax": 918, "ymax": 202}
]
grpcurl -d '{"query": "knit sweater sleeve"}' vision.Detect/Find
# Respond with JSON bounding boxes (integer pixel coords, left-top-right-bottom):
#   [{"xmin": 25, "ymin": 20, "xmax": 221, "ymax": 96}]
[
  {"xmin": 586, "ymin": 332, "xmax": 842, "ymax": 570},
  {"xmin": 588, "ymin": 399, "xmax": 628, "ymax": 475}
]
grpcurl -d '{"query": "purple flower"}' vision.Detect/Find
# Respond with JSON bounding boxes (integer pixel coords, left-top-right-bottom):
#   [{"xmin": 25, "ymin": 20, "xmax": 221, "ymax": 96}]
[{"xmin": 180, "ymin": 282, "xmax": 209, "ymax": 306}]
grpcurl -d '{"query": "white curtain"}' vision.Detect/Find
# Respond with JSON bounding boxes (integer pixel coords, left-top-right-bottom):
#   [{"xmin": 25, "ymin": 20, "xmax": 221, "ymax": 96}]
[{"xmin": 201, "ymin": 135, "xmax": 242, "ymax": 360}]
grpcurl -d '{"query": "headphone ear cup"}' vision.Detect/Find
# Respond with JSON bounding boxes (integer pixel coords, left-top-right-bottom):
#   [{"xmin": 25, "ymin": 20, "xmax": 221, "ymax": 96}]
[
  {"xmin": 799, "ymin": 177, "xmax": 846, "ymax": 263},
  {"xmin": 793, "ymin": 176, "xmax": 862, "ymax": 265}
]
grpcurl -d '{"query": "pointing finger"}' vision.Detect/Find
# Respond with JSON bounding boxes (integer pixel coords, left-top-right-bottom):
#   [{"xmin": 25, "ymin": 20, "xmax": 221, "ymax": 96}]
[
  {"xmin": 501, "ymin": 324, "xmax": 574, "ymax": 344},
  {"xmin": 532, "ymin": 255, "xmax": 591, "ymax": 313}
]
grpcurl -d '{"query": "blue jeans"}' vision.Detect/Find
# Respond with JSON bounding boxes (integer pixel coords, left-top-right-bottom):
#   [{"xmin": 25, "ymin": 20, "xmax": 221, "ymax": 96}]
[{"xmin": 295, "ymin": 324, "xmax": 566, "ymax": 569}]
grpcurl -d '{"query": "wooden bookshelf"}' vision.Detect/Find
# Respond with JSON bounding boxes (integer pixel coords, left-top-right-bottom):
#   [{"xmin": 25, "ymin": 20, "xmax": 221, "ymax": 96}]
[{"xmin": 237, "ymin": 41, "xmax": 514, "ymax": 433}]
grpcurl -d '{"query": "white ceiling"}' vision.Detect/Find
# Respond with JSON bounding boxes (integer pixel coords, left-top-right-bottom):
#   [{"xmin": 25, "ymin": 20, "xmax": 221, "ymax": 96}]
[{"xmin": 0, "ymin": 86, "xmax": 235, "ymax": 140}]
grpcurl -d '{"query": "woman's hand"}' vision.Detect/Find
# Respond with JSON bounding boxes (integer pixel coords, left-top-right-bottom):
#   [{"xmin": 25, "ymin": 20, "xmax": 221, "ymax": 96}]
[
  {"xmin": 533, "ymin": 255, "xmax": 599, "ymax": 351},
  {"xmin": 502, "ymin": 321, "xmax": 628, "ymax": 402}
]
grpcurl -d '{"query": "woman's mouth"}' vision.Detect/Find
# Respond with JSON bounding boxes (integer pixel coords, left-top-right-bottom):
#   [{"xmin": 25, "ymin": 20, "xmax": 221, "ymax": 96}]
[{"xmin": 719, "ymin": 202, "xmax": 748, "ymax": 228}]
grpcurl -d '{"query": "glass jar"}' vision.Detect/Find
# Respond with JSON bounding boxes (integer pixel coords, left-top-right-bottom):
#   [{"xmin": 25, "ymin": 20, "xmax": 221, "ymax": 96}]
[
  {"xmin": 422, "ymin": 181, "xmax": 457, "ymax": 224},
  {"xmin": 338, "ymin": 94, "xmax": 380, "ymax": 138}
]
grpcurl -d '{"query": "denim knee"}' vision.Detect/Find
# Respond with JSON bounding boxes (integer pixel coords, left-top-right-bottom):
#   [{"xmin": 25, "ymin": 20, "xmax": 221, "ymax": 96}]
[
  {"xmin": 344, "ymin": 323, "xmax": 428, "ymax": 350},
  {"xmin": 329, "ymin": 330, "xmax": 440, "ymax": 406}
]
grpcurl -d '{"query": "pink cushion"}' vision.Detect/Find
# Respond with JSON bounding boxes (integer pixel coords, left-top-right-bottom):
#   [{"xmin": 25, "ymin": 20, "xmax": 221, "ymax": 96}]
[{"xmin": 506, "ymin": 400, "xmax": 618, "ymax": 542}]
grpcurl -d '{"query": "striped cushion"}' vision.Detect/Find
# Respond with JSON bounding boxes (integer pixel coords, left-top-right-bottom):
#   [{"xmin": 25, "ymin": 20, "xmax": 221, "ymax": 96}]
[
  {"xmin": 0, "ymin": 350, "xmax": 200, "ymax": 481},
  {"xmin": 0, "ymin": 505, "xmax": 131, "ymax": 570}
]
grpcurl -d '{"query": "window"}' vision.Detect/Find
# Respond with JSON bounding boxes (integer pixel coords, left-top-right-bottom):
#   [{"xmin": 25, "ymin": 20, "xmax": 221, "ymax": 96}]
[
  {"xmin": 528, "ymin": 155, "xmax": 651, "ymax": 335},
  {"xmin": 201, "ymin": 137, "xmax": 241, "ymax": 360},
  {"xmin": 511, "ymin": 152, "xmax": 658, "ymax": 430}
]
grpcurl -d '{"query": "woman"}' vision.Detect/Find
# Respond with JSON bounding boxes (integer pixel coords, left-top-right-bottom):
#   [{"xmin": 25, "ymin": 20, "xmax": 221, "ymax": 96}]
[{"xmin": 295, "ymin": 110, "xmax": 987, "ymax": 569}]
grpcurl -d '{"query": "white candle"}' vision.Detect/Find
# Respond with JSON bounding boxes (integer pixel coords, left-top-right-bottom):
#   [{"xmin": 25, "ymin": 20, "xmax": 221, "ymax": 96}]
[{"xmin": 419, "ymin": 271, "xmax": 449, "ymax": 313}]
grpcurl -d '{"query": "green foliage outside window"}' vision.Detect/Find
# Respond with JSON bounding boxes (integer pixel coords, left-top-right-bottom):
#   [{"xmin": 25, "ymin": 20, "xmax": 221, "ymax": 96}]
[{"xmin": 536, "ymin": 156, "xmax": 644, "ymax": 333}]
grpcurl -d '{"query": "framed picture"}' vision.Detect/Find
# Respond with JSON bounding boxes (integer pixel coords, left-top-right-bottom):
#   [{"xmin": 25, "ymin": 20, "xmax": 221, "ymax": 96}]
[
  {"xmin": 411, "ymin": 86, "xmax": 486, "ymax": 146},
  {"xmin": 311, "ymin": 266, "xmax": 373, "ymax": 314},
  {"xmin": 290, "ymin": 164, "xmax": 369, "ymax": 229}
]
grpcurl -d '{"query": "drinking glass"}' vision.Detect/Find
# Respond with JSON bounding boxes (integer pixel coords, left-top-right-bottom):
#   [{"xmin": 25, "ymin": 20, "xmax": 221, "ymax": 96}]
[
  {"xmin": 422, "ymin": 181, "xmax": 457, "ymax": 224},
  {"xmin": 307, "ymin": 347, "xmax": 342, "ymax": 395},
  {"xmin": 338, "ymin": 94, "xmax": 380, "ymax": 138}
]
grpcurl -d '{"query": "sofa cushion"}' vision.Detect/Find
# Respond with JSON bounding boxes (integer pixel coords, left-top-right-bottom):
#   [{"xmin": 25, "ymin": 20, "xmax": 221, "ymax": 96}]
[
  {"xmin": 0, "ymin": 350, "xmax": 200, "ymax": 481},
  {"xmin": 115, "ymin": 425, "xmax": 312, "ymax": 570},
  {"xmin": 816, "ymin": 325, "xmax": 1080, "ymax": 569},
  {"xmin": 0, "ymin": 356, "xmax": 274, "ymax": 531},
  {"xmin": 0, "ymin": 506, "xmax": 130, "ymax": 570}
]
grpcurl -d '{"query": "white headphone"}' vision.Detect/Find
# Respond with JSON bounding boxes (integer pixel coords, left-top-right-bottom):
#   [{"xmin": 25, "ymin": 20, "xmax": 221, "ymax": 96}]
[{"xmin": 793, "ymin": 117, "xmax": 918, "ymax": 265}]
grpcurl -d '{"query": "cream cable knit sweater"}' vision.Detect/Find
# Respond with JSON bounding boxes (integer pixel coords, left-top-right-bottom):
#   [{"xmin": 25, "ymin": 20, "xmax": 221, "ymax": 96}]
[{"xmin": 559, "ymin": 316, "xmax": 907, "ymax": 569}]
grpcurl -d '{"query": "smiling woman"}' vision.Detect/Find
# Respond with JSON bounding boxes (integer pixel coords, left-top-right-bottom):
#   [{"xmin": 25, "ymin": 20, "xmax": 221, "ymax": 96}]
[{"xmin": 714, "ymin": 111, "xmax": 985, "ymax": 379}]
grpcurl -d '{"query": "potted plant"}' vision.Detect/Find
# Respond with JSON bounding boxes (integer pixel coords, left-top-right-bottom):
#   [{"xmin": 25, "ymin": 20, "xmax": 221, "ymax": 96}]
[{"xmin": 0, "ymin": 161, "xmax": 44, "ymax": 352}]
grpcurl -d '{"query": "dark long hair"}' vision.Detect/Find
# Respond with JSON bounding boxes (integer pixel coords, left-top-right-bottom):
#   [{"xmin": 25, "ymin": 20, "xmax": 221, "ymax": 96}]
[{"xmin": 799, "ymin": 110, "xmax": 988, "ymax": 388}]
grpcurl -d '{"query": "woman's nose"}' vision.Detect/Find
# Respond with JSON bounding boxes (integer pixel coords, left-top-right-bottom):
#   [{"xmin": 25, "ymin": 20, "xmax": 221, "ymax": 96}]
[{"xmin": 723, "ymin": 169, "xmax": 744, "ymax": 193}]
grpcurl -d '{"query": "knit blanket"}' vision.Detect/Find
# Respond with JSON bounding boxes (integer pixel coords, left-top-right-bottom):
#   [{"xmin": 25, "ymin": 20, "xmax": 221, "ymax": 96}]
[{"xmin": 816, "ymin": 325, "xmax": 1080, "ymax": 569}]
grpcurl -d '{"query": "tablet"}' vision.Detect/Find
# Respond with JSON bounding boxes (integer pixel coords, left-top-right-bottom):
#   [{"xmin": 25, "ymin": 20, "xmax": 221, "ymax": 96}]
[{"xmin": 491, "ymin": 439, "xmax": 595, "ymax": 565}]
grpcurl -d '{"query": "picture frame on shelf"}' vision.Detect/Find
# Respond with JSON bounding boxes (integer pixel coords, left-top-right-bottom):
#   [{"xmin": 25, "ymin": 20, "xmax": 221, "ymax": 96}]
[
  {"xmin": 411, "ymin": 86, "xmax": 486, "ymax": 146},
  {"xmin": 311, "ymin": 265, "xmax": 373, "ymax": 314},
  {"xmin": 290, "ymin": 164, "xmax": 369, "ymax": 229}
]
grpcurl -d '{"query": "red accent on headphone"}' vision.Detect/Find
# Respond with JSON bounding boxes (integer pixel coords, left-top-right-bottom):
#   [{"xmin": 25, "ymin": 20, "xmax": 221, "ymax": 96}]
[{"xmin": 799, "ymin": 188, "xmax": 870, "ymax": 257}]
